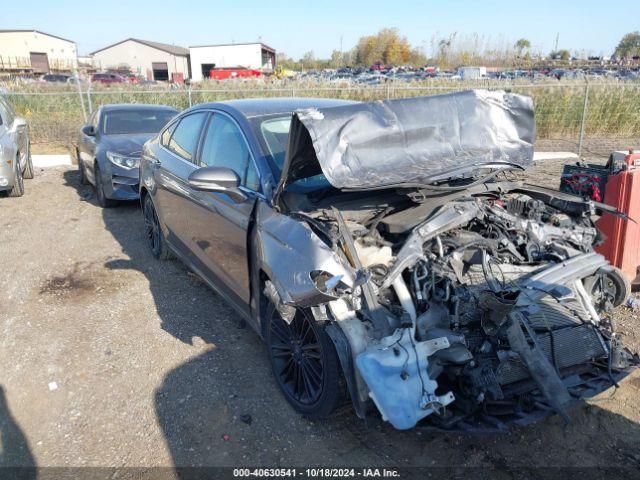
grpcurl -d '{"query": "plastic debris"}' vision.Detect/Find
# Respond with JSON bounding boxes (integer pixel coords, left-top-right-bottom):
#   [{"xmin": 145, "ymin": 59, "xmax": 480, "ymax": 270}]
[{"xmin": 626, "ymin": 297, "xmax": 640, "ymax": 310}]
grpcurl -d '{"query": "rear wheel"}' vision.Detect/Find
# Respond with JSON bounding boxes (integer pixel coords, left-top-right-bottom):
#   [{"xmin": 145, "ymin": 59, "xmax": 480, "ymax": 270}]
[
  {"xmin": 143, "ymin": 194, "xmax": 171, "ymax": 260},
  {"xmin": 265, "ymin": 299, "xmax": 345, "ymax": 419},
  {"xmin": 94, "ymin": 164, "xmax": 116, "ymax": 208},
  {"xmin": 7, "ymin": 158, "xmax": 25, "ymax": 197}
]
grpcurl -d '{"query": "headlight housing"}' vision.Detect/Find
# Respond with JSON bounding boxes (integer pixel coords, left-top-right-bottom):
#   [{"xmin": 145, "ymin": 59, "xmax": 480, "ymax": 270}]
[{"xmin": 106, "ymin": 151, "xmax": 140, "ymax": 169}]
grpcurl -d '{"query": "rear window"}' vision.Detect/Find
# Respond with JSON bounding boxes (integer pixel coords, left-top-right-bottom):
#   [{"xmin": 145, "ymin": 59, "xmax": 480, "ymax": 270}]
[{"xmin": 102, "ymin": 109, "xmax": 177, "ymax": 135}]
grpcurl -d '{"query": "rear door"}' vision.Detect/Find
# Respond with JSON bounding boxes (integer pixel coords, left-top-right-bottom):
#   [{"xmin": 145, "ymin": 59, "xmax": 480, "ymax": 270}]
[
  {"xmin": 188, "ymin": 110, "xmax": 261, "ymax": 309},
  {"xmin": 152, "ymin": 111, "xmax": 208, "ymax": 254}
]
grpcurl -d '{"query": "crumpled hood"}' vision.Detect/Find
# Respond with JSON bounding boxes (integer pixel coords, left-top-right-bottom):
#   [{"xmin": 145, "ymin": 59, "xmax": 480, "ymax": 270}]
[
  {"xmin": 101, "ymin": 133, "xmax": 156, "ymax": 156},
  {"xmin": 277, "ymin": 90, "xmax": 535, "ymax": 194}
]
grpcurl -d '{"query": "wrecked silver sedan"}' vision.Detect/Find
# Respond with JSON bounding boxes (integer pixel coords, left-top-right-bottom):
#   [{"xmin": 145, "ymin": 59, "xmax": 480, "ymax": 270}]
[{"xmin": 140, "ymin": 91, "xmax": 638, "ymax": 431}]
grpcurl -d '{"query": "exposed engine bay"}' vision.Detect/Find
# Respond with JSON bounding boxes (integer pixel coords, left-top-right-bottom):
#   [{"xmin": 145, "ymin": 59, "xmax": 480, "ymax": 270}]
[
  {"xmin": 260, "ymin": 90, "xmax": 638, "ymax": 431},
  {"xmin": 280, "ymin": 182, "xmax": 638, "ymax": 431}
]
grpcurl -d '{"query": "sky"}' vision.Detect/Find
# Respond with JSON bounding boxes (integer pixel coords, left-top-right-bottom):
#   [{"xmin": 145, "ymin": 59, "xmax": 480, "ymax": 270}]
[{"xmin": 2, "ymin": 0, "xmax": 639, "ymax": 58}]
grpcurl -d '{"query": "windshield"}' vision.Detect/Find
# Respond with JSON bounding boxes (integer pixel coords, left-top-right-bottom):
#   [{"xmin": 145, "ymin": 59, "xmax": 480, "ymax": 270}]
[
  {"xmin": 103, "ymin": 109, "xmax": 176, "ymax": 135},
  {"xmin": 255, "ymin": 115, "xmax": 331, "ymax": 193}
]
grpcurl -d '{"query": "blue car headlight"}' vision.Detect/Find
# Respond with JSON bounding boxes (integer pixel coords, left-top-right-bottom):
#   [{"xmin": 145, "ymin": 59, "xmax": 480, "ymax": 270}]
[{"xmin": 106, "ymin": 151, "xmax": 140, "ymax": 169}]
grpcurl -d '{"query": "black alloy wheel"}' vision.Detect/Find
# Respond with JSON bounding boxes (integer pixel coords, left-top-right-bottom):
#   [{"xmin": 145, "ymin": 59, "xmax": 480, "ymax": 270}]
[
  {"xmin": 266, "ymin": 302, "xmax": 345, "ymax": 418},
  {"xmin": 143, "ymin": 195, "xmax": 170, "ymax": 260}
]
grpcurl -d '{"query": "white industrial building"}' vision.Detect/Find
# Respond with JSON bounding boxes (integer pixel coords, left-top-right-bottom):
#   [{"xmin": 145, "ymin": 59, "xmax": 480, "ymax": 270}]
[
  {"xmin": 90, "ymin": 38, "xmax": 190, "ymax": 81},
  {"xmin": 0, "ymin": 29, "xmax": 77, "ymax": 74},
  {"xmin": 189, "ymin": 42, "xmax": 276, "ymax": 81}
]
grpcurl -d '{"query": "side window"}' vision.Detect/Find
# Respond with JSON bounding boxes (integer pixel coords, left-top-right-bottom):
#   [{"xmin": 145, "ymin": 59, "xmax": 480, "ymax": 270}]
[
  {"xmin": 200, "ymin": 113, "xmax": 260, "ymax": 191},
  {"xmin": 160, "ymin": 121, "xmax": 177, "ymax": 147},
  {"xmin": 167, "ymin": 112, "xmax": 207, "ymax": 162}
]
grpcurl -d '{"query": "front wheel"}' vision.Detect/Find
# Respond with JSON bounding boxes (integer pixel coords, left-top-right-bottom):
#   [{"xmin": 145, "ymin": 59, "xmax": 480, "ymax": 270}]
[
  {"xmin": 94, "ymin": 164, "xmax": 116, "ymax": 208},
  {"xmin": 265, "ymin": 299, "xmax": 346, "ymax": 419},
  {"xmin": 78, "ymin": 154, "xmax": 88, "ymax": 185},
  {"xmin": 23, "ymin": 144, "xmax": 34, "ymax": 179},
  {"xmin": 7, "ymin": 159, "xmax": 25, "ymax": 197}
]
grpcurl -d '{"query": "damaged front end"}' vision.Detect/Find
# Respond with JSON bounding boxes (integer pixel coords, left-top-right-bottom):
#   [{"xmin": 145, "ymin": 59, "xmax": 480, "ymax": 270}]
[{"xmin": 260, "ymin": 90, "xmax": 639, "ymax": 431}]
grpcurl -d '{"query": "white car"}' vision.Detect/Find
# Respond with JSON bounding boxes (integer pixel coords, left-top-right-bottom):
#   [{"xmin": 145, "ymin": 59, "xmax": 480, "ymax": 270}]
[{"xmin": 0, "ymin": 96, "xmax": 33, "ymax": 197}]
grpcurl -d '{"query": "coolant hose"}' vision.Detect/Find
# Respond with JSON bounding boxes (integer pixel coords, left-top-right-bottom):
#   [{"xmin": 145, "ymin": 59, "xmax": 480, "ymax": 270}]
[{"xmin": 392, "ymin": 276, "xmax": 417, "ymax": 322}]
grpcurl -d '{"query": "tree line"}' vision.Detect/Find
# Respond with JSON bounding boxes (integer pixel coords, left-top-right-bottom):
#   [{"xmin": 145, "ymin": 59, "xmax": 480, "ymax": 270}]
[{"xmin": 276, "ymin": 29, "xmax": 640, "ymax": 70}]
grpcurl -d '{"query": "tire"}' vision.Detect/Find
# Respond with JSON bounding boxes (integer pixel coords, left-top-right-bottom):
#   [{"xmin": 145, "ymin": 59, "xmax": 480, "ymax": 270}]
[
  {"xmin": 7, "ymin": 158, "xmax": 25, "ymax": 197},
  {"xmin": 22, "ymin": 144, "xmax": 34, "ymax": 179},
  {"xmin": 583, "ymin": 266, "xmax": 631, "ymax": 310},
  {"xmin": 142, "ymin": 194, "xmax": 172, "ymax": 260},
  {"xmin": 78, "ymin": 152, "xmax": 88, "ymax": 185},
  {"xmin": 265, "ymin": 299, "xmax": 346, "ymax": 419},
  {"xmin": 94, "ymin": 164, "xmax": 117, "ymax": 208}
]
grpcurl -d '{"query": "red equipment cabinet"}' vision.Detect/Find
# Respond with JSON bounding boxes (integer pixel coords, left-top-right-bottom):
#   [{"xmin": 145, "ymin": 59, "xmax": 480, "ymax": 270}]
[{"xmin": 595, "ymin": 151, "xmax": 640, "ymax": 285}]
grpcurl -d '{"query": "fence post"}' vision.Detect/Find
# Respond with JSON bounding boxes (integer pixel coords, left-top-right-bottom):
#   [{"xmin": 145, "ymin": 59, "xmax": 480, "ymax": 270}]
[
  {"xmin": 75, "ymin": 71, "xmax": 87, "ymax": 122},
  {"xmin": 291, "ymin": 88, "xmax": 295, "ymax": 98},
  {"xmin": 578, "ymin": 81, "xmax": 589, "ymax": 157},
  {"xmin": 386, "ymin": 82, "xmax": 390, "ymax": 100},
  {"xmin": 188, "ymin": 85, "xmax": 192, "ymax": 108},
  {"xmin": 86, "ymin": 85, "xmax": 93, "ymax": 114}
]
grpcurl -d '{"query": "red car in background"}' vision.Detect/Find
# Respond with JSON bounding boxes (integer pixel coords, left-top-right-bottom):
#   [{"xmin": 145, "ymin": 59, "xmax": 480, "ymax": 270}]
[
  {"xmin": 91, "ymin": 73, "xmax": 125, "ymax": 84},
  {"xmin": 208, "ymin": 68, "xmax": 261, "ymax": 80}
]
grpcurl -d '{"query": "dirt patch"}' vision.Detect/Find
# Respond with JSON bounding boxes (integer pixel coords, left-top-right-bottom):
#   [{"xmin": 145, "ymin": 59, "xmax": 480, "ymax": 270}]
[{"xmin": 39, "ymin": 261, "xmax": 119, "ymax": 300}]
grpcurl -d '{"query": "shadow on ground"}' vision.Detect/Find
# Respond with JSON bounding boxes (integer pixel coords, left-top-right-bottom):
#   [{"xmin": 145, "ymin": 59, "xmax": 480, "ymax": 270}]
[
  {"xmin": 0, "ymin": 386, "xmax": 36, "ymax": 479},
  {"xmin": 61, "ymin": 169, "xmax": 640, "ymax": 477}
]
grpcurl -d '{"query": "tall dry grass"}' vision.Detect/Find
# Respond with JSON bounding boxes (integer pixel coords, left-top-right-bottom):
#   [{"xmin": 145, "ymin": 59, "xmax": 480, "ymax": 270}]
[{"xmin": 2, "ymin": 78, "xmax": 639, "ymax": 149}]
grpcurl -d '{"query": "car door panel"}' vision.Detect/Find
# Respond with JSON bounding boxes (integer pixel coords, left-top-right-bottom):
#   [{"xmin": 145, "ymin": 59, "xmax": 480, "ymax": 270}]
[
  {"xmin": 151, "ymin": 112, "xmax": 208, "ymax": 259},
  {"xmin": 187, "ymin": 111, "xmax": 259, "ymax": 312},
  {"xmin": 189, "ymin": 189, "xmax": 257, "ymax": 308}
]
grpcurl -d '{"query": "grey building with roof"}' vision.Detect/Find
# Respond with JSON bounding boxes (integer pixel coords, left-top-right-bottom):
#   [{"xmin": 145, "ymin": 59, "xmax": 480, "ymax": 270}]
[{"xmin": 90, "ymin": 38, "xmax": 190, "ymax": 81}]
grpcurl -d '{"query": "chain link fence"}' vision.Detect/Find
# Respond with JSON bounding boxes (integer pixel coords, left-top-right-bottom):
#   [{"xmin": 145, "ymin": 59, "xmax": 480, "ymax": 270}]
[{"xmin": 3, "ymin": 80, "xmax": 639, "ymax": 158}]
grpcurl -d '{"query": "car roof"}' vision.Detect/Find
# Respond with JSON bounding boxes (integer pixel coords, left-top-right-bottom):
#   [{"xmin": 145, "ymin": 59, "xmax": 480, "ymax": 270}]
[
  {"xmin": 192, "ymin": 97, "xmax": 358, "ymax": 119},
  {"xmin": 100, "ymin": 104, "xmax": 179, "ymax": 112}
]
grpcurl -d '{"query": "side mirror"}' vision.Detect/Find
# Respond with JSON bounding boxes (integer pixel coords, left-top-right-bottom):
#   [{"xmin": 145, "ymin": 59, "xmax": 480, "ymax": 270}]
[
  {"xmin": 188, "ymin": 166, "xmax": 247, "ymax": 203},
  {"xmin": 12, "ymin": 117, "xmax": 27, "ymax": 130},
  {"xmin": 82, "ymin": 125, "xmax": 96, "ymax": 137}
]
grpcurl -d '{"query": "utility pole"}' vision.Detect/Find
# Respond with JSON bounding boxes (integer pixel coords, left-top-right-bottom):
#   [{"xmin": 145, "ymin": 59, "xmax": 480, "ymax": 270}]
[{"xmin": 554, "ymin": 33, "xmax": 559, "ymax": 52}]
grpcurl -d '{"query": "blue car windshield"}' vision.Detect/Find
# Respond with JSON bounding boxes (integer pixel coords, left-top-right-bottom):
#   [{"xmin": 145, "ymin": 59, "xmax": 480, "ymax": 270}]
[{"xmin": 254, "ymin": 115, "xmax": 331, "ymax": 193}]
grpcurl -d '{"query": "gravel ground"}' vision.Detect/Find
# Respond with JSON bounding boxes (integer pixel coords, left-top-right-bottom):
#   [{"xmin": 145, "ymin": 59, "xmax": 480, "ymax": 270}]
[{"xmin": 0, "ymin": 161, "xmax": 639, "ymax": 477}]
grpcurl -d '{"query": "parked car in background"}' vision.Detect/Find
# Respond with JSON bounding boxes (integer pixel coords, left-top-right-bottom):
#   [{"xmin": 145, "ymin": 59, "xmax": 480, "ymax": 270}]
[
  {"xmin": 41, "ymin": 74, "xmax": 71, "ymax": 83},
  {"xmin": 0, "ymin": 96, "xmax": 34, "ymax": 197},
  {"xmin": 139, "ymin": 94, "xmax": 637, "ymax": 431},
  {"xmin": 76, "ymin": 104, "xmax": 178, "ymax": 207},
  {"xmin": 91, "ymin": 73, "xmax": 125, "ymax": 85}
]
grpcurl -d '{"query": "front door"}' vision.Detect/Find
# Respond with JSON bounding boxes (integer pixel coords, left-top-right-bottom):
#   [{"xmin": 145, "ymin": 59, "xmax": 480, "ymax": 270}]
[{"xmin": 188, "ymin": 111, "xmax": 261, "ymax": 309}]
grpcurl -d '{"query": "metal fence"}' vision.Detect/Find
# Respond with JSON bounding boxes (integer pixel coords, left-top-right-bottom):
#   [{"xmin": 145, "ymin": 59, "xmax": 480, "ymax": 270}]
[{"xmin": 4, "ymin": 81, "xmax": 640, "ymax": 158}]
